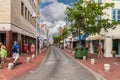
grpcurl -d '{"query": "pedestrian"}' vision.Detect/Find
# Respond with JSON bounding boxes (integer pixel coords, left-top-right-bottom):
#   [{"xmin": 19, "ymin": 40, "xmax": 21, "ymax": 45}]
[
  {"xmin": 30, "ymin": 43, "xmax": 35, "ymax": 54},
  {"xmin": 0, "ymin": 42, "xmax": 3, "ymax": 68},
  {"xmin": 111, "ymin": 49, "xmax": 116, "ymax": 57},
  {"xmin": 23, "ymin": 42, "xmax": 28, "ymax": 55},
  {"xmin": 97, "ymin": 45, "xmax": 103, "ymax": 58},
  {"xmin": 0, "ymin": 42, "xmax": 2, "ymax": 54},
  {"xmin": 12, "ymin": 41, "xmax": 20, "ymax": 64},
  {"xmin": 0, "ymin": 44, "xmax": 7, "ymax": 68}
]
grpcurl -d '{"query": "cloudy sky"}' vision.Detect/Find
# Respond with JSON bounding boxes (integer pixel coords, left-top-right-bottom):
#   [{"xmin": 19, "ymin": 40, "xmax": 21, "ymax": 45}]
[{"xmin": 40, "ymin": 0, "xmax": 74, "ymax": 36}]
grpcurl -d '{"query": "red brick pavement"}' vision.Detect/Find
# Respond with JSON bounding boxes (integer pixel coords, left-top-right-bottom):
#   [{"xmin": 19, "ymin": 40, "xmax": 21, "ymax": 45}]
[
  {"xmin": 64, "ymin": 49, "xmax": 120, "ymax": 80},
  {"xmin": 0, "ymin": 48, "xmax": 48, "ymax": 80}
]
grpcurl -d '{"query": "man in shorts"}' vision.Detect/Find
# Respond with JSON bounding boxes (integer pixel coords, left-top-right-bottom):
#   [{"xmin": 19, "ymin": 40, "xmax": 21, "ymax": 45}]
[{"xmin": 12, "ymin": 41, "xmax": 20, "ymax": 64}]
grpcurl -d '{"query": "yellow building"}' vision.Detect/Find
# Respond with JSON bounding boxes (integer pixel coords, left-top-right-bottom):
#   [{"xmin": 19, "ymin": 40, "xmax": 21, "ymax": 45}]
[{"xmin": 0, "ymin": 0, "xmax": 40, "ymax": 56}]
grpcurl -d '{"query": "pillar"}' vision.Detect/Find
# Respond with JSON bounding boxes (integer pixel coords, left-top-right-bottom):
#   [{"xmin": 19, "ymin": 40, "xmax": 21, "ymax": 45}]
[
  {"xmin": 18, "ymin": 34, "xmax": 22, "ymax": 54},
  {"xmin": 6, "ymin": 31, "xmax": 12, "ymax": 57},
  {"xmin": 118, "ymin": 41, "xmax": 120, "ymax": 55},
  {"xmin": 90, "ymin": 41, "xmax": 94, "ymax": 54},
  {"xmin": 104, "ymin": 34, "xmax": 113, "ymax": 57}
]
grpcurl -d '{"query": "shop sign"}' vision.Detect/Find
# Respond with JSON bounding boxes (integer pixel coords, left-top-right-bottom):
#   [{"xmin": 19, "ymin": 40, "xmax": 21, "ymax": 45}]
[{"xmin": 106, "ymin": 36, "xmax": 111, "ymax": 38}]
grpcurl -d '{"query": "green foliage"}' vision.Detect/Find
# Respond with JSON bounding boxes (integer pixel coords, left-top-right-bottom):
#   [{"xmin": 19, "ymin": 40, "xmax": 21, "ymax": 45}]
[
  {"xmin": 66, "ymin": 0, "xmax": 118, "ymax": 35},
  {"xmin": 53, "ymin": 27, "xmax": 69, "ymax": 43},
  {"xmin": 59, "ymin": 27, "xmax": 69, "ymax": 40},
  {"xmin": 53, "ymin": 36, "xmax": 61, "ymax": 43}
]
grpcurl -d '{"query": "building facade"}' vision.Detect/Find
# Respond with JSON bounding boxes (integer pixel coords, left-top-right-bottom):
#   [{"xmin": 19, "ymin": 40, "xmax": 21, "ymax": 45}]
[
  {"xmin": 0, "ymin": 0, "xmax": 40, "ymax": 56},
  {"xmin": 87, "ymin": 0, "xmax": 120, "ymax": 57}
]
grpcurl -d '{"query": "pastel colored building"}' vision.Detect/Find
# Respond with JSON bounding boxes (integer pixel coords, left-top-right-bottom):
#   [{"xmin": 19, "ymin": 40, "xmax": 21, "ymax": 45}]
[{"xmin": 0, "ymin": 0, "xmax": 40, "ymax": 56}]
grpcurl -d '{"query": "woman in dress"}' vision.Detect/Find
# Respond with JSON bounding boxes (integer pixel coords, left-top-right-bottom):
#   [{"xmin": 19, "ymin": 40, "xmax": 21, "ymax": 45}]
[
  {"xmin": 30, "ymin": 43, "xmax": 35, "ymax": 54},
  {"xmin": 23, "ymin": 42, "xmax": 28, "ymax": 55}
]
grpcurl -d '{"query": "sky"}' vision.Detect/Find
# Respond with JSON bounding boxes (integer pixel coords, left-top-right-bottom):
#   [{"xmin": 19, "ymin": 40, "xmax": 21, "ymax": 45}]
[{"xmin": 40, "ymin": 0, "xmax": 74, "ymax": 36}]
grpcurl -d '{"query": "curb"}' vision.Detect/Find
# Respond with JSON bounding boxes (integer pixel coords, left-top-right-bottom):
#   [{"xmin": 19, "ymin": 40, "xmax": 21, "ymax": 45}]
[
  {"xmin": 13, "ymin": 48, "xmax": 48, "ymax": 80},
  {"xmin": 62, "ymin": 49, "xmax": 106, "ymax": 80}
]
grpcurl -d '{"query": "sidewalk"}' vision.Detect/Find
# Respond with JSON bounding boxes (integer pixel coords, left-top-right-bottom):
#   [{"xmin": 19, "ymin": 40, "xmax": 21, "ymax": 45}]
[
  {"xmin": 0, "ymin": 48, "xmax": 48, "ymax": 80},
  {"xmin": 64, "ymin": 49, "xmax": 120, "ymax": 80}
]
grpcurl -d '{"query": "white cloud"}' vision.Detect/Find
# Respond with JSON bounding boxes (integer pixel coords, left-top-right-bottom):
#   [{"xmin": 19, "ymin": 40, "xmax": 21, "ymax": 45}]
[
  {"xmin": 40, "ymin": 1, "xmax": 70, "ymax": 35},
  {"xmin": 48, "ymin": 20, "xmax": 66, "ymax": 34}
]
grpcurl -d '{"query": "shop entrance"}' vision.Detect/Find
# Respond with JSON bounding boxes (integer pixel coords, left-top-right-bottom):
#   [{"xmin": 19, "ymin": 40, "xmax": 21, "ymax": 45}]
[
  {"xmin": 113, "ymin": 39, "xmax": 119, "ymax": 55},
  {"xmin": 0, "ymin": 33, "xmax": 6, "ymax": 45}
]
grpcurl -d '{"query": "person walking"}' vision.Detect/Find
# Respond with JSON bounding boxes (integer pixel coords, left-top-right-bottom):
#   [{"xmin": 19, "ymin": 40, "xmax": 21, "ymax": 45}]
[
  {"xmin": 30, "ymin": 43, "xmax": 35, "ymax": 54},
  {"xmin": 0, "ymin": 42, "xmax": 3, "ymax": 68},
  {"xmin": 23, "ymin": 42, "xmax": 28, "ymax": 55},
  {"xmin": 97, "ymin": 45, "xmax": 103, "ymax": 58},
  {"xmin": 111, "ymin": 49, "xmax": 116, "ymax": 57},
  {"xmin": 12, "ymin": 41, "xmax": 20, "ymax": 64},
  {"xmin": 0, "ymin": 43, "xmax": 7, "ymax": 68}
]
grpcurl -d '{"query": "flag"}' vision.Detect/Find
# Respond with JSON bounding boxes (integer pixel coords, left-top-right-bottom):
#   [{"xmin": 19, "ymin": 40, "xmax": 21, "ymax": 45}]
[
  {"xmin": 46, "ymin": 30, "xmax": 49, "ymax": 37},
  {"xmin": 41, "ymin": 24, "xmax": 46, "ymax": 28}
]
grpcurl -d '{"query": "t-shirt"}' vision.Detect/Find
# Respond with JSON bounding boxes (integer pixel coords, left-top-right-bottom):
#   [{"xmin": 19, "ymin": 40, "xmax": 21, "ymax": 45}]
[
  {"xmin": 13, "ymin": 44, "xmax": 19, "ymax": 53},
  {"xmin": 1, "ymin": 47, "xmax": 7, "ymax": 58}
]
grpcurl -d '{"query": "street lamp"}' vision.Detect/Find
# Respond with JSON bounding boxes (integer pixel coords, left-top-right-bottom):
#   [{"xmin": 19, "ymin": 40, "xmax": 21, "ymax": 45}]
[
  {"xmin": 32, "ymin": 12, "xmax": 38, "ymax": 56},
  {"xmin": 39, "ymin": 37, "xmax": 41, "ymax": 54}
]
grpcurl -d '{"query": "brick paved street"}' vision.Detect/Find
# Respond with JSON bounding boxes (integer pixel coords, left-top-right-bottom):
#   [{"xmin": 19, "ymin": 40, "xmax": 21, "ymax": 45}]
[
  {"xmin": 64, "ymin": 49, "xmax": 120, "ymax": 80},
  {"xmin": 0, "ymin": 48, "xmax": 48, "ymax": 80}
]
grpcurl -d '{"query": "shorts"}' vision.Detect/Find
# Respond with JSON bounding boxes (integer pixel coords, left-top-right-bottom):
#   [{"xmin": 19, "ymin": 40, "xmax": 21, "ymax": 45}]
[{"xmin": 13, "ymin": 53, "xmax": 19, "ymax": 59}]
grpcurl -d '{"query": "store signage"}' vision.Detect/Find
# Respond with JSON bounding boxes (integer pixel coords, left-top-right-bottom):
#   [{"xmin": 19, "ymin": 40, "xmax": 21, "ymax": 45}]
[{"xmin": 106, "ymin": 36, "xmax": 111, "ymax": 38}]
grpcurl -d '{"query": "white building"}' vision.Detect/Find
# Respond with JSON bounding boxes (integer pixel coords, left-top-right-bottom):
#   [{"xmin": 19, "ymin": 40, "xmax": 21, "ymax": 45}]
[{"xmin": 87, "ymin": 0, "xmax": 120, "ymax": 57}]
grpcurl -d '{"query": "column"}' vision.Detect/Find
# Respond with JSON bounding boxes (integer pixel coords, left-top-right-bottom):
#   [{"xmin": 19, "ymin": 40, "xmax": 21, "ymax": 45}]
[
  {"xmin": 6, "ymin": 31, "xmax": 12, "ymax": 57},
  {"xmin": 118, "ymin": 41, "xmax": 120, "ymax": 55},
  {"xmin": 90, "ymin": 41, "xmax": 94, "ymax": 54},
  {"xmin": 104, "ymin": 34, "xmax": 113, "ymax": 57},
  {"xmin": 18, "ymin": 34, "xmax": 22, "ymax": 54}
]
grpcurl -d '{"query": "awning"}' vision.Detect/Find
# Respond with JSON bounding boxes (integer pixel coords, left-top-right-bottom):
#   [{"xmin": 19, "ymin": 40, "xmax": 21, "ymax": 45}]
[
  {"xmin": 76, "ymin": 34, "xmax": 88, "ymax": 41},
  {"xmin": 86, "ymin": 35, "xmax": 104, "ymax": 40},
  {"xmin": 60, "ymin": 40, "xmax": 64, "ymax": 43},
  {"xmin": 112, "ymin": 33, "xmax": 120, "ymax": 39}
]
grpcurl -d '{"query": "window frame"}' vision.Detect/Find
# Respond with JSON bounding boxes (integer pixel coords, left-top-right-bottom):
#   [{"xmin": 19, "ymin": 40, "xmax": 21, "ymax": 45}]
[
  {"xmin": 112, "ymin": 9, "xmax": 120, "ymax": 22},
  {"xmin": 21, "ymin": 2, "xmax": 24, "ymax": 16}
]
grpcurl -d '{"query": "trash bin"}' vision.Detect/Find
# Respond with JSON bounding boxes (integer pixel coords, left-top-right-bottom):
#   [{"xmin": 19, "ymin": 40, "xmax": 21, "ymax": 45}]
[
  {"xmin": 82, "ymin": 47, "xmax": 88, "ymax": 58},
  {"xmin": 74, "ymin": 47, "xmax": 88, "ymax": 59},
  {"xmin": 74, "ymin": 47, "xmax": 82, "ymax": 58}
]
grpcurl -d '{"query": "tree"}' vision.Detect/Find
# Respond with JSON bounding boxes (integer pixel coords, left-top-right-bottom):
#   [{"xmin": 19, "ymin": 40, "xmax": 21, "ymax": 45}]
[
  {"xmin": 59, "ymin": 27, "xmax": 69, "ymax": 40},
  {"xmin": 53, "ymin": 36, "xmax": 61, "ymax": 44},
  {"xmin": 53, "ymin": 26, "xmax": 70, "ymax": 48},
  {"xmin": 66, "ymin": 0, "xmax": 118, "ymax": 35}
]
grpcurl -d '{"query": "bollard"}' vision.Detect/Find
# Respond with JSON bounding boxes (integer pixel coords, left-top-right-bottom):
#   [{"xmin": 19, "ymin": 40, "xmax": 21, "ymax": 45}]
[
  {"xmin": 72, "ymin": 51, "xmax": 75, "ymax": 55},
  {"xmin": 32, "ymin": 54, "xmax": 36, "ymax": 59},
  {"xmin": 83, "ymin": 56, "xmax": 86, "ymax": 60},
  {"xmin": 91, "ymin": 59, "xmax": 95, "ymax": 64},
  {"xmin": 26, "ymin": 57, "xmax": 31, "ymax": 63},
  {"xmin": 8, "ymin": 63, "xmax": 14, "ymax": 70},
  {"xmin": 104, "ymin": 64, "xmax": 110, "ymax": 72}
]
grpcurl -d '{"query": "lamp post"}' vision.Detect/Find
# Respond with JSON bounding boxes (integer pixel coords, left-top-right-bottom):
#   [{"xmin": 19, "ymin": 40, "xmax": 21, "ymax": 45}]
[{"xmin": 39, "ymin": 37, "xmax": 41, "ymax": 54}]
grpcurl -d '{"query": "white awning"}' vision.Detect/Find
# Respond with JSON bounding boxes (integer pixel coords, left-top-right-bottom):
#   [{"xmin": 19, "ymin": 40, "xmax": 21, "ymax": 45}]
[
  {"xmin": 86, "ymin": 35, "xmax": 104, "ymax": 40},
  {"xmin": 112, "ymin": 33, "xmax": 120, "ymax": 39}
]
